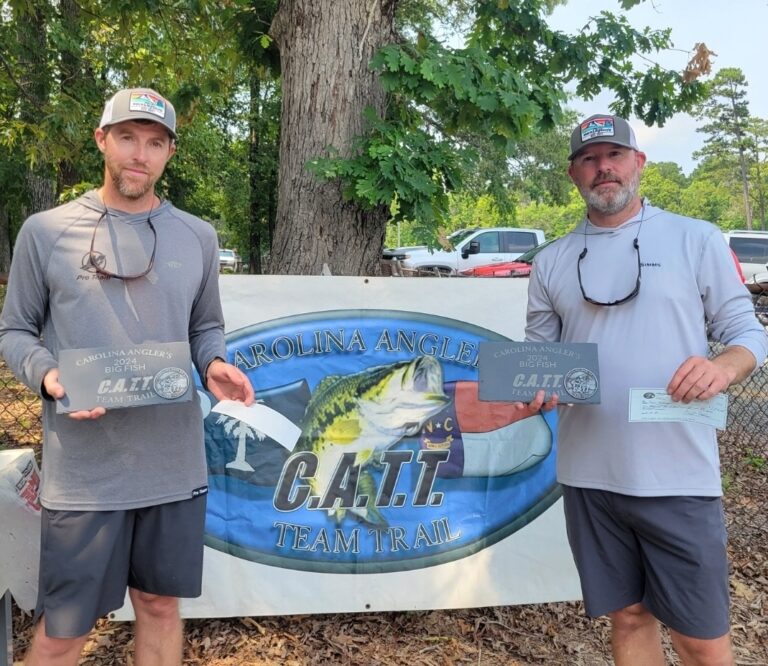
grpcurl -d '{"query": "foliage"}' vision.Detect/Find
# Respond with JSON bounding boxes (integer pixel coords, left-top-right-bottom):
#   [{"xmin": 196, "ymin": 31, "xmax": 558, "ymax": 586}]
[
  {"xmin": 694, "ymin": 67, "xmax": 757, "ymax": 228},
  {"xmin": 506, "ymin": 111, "xmax": 576, "ymax": 206},
  {"xmin": 639, "ymin": 162, "xmax": 687, "ymax": 211},
  {"xmin": 0, "ymin": 0, "xmax": 285, "ymax": 269},
  {"xmin": 309, "ymin": 0, "xmax": 706, "ymax": 234},
  {"xmin": 515, "ymin": 188, "xmax": 585, "ymax": 239}
]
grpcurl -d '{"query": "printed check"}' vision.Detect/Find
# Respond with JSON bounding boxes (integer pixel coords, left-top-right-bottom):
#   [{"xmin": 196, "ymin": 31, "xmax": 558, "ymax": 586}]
[{"xmin": 628, "ymin": 388, "xmax": 728, "ymax": 430}]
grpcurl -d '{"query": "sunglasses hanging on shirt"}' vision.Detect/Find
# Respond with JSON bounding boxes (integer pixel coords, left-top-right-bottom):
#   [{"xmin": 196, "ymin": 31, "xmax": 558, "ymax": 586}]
[
  {"xmin": 88, "ymin": 203, "xmax": 157, "ymax": 280},
  {"xmin": 577, "ymin": 204, "xmax": 644, "ymax": 307}
]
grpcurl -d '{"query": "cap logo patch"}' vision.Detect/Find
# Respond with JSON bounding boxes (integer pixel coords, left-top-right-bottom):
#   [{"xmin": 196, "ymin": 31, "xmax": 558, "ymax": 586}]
[
  {"xmin": 129, "ymin": 92, "xmax": 166, "ymax": 119},
  {"xmin": 581, "ymin": 117, "xmax": 614, "ymax": 142}
]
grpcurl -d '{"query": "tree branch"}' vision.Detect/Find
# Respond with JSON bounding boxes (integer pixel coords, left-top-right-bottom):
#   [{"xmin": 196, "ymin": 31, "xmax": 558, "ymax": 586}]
[{"xmin": 0, "ymin": 50, "xmax": 38, "ymax": 106}]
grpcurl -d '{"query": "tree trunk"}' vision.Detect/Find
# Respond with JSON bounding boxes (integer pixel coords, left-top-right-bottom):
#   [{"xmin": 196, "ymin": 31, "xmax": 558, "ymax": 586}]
[
  {"xmin": 24, "ymin": 174, "xmax": 56, "ymax": 219},
  {"xmin": 268, "ymin": 0, "xmax": 395, "ymax": 275},
  {"xmin": 249, "ymin": 74, "xmax": 265, "ymax": 274},
  {"xmin": 731, "ymin": 96, "xmax": 753, "ymax": 230},
  {"xmin": 753, "ymin": 160, "xmax": 767, "ymax": 231},
  {"xmin": 57, "ymin": 0, "xmax": 85, "ymax": 191},
  {"xmin": 737, "ymin": 145, "xmax": 753, "ymax": 230},
  {"xmin": 16, "ymin": 3, "xmax": 57, "ymax": 214},
  {"xmin": 0, "ymin": 203, "xmax": 11, "ymax": 276},
  {"xmin": 248, "ymin": 73, "xmax": 280, "ymax": 274}
]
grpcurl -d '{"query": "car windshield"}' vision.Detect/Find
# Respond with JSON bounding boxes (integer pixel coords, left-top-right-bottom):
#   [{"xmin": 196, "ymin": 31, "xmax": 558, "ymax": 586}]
[
  {"xmin": 220, "ymin": 250, "xmax": 234, "ymax": 258},
  {"xmin": 730, "ymin": 237, "xmax": 768, "ymax": 264},
  {"xmin": 447, "ymin": 229, "xmax": 477, "ymax": 245},
  {"xmin": 514, "ymin": 238, "xmax": 556, "ymax": 264}
]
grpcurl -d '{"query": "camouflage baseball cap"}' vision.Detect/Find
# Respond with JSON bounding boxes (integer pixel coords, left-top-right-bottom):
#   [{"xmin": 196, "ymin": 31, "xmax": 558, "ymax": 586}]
[
  {"xmin": 568, "ymin": 114, "xmax": 638, "ymax": 160},
  {"xmin": 99, "ymin": 88, "xmax": 177, "ymax": 139}
]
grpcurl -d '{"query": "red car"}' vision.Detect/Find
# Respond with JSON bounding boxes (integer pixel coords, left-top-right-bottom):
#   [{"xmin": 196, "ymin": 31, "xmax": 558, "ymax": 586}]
[
  {"xmin": 462, "ymin": 241, "xmax": 747, "ymax": 282},
  {"xmin": 461, "ymin": 238, "xmax": 556, "ymax": 277}
]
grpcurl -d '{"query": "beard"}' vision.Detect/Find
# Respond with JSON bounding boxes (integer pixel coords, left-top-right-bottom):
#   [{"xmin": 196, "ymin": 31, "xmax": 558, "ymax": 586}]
[
  {"xmin": 579, "ymin": 169, "xmax": 641, "ymax": 215},
  {"xmin": 105, "ymin": 156, "xmax": 154, "ymax": 200}
]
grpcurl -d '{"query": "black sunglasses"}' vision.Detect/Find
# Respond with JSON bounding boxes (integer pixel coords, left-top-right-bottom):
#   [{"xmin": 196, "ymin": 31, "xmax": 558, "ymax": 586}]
[
  {"xmin": 577, "ymin": 237, "xmax": 641, "ymax": 307},
  {"xmin": 89, "ymin": 209, "xmax": 157, "ymax": 280}
]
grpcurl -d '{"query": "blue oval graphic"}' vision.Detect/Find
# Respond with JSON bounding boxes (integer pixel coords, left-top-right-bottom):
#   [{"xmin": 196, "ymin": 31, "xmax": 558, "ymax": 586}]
[{"xmin": 202, "ymin": 310, "xmax": 559, "ymax": 573}]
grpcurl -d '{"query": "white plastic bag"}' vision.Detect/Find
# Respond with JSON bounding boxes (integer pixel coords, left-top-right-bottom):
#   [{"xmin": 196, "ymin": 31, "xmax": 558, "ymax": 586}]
[{"xmin": 0, "ymin": 448, "xmax": 41, "ymax": 611}]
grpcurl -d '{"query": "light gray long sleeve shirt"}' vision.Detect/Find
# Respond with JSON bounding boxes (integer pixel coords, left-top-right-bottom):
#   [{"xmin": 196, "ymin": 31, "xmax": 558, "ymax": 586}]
[
  {"xmin": 0, "ymin": 191, "xmax": 226, "ymax": 510},
  {"xmin": 526, "ymin": 204, "xmax": 768, "ymax": 496}
]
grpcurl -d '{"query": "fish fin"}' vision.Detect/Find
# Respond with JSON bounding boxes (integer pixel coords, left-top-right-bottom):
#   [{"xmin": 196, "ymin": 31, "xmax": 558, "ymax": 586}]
[
  {"xmin": 327, "ymin": 419, "xmax": 362, "ymax": 444},
  {"xmin": 313, "ymin": 374, "xmax": 343, "ymax": 396},
  {"xmin": 332, "ymin": 507, "xmax": 347, "ymax": 523},
  {"xmin": 354, "ymin": 449, "xmax": 374, "ymax": 466},
  {"xmin": 350, "ymin": 471, "xmax": 388, "ymax": 528}
]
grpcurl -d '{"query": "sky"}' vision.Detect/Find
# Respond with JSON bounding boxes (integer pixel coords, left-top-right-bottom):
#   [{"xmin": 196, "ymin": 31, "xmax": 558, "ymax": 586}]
[{"xmin": 546, "ymin": 0, "xmax": 768, "ymax": 174}]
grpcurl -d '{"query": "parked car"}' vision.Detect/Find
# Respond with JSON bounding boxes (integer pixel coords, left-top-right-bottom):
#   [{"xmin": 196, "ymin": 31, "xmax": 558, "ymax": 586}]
[
  {"xmin": 723, "ymin": 230, "xmax": 768, "ymax": 280},
  {"xmin": 460, "ymin": 238, "xmax": 558, "ymax": 277},
  {"xmin": 381, "ymin": 227, "xmax": 546, "ymax": 275},
  {"xmin": 219, "ymin": 248, "xmax": 242, "ymax": 273}
]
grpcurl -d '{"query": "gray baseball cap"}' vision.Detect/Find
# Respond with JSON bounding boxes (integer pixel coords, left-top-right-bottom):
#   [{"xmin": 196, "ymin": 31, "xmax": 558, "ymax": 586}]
[
  {"xmin": 99, "ymin": 88, "xmax": 177, "ymax": 139},
  {"xmin": 568, "ymin": 114, "xmax": 638, "ymax": 160}
]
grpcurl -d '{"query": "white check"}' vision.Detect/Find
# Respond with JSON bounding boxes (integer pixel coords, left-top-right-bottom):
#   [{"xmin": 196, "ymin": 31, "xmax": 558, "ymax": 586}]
[{"xmin": 628, "ymin": 388, "xmax": 728, "ymax": 430}]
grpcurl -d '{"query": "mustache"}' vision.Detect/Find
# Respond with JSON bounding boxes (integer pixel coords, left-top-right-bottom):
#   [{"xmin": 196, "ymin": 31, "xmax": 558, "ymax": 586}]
[{"xmin": 591, "ymin": 175, "xmax": 622, "ymax": 187}]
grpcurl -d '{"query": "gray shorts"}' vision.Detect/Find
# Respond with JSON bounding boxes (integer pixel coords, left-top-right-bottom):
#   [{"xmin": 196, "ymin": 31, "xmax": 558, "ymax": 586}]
[
  {"xmin": 561, "ymin": 485, "xmax": 730, "ymax": 640},
  {"xmin": 35, "ymin": 494, "xmax": 207, "ymax": 638}
]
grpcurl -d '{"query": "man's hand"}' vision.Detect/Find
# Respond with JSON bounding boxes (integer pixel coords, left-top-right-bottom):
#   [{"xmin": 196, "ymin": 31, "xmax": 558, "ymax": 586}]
[
  {"xmin": 668, "ymin": 347, "xmax": 757, "ymax": 403},
  {"xmin": 43, "ymin": 368, "xmax": 107, "ymax": 420},
  {"xmin": 511, "ymin": 389, "xmax": 559, "ymax": 417},
  {"xmin": 667, "ymin": 356, "xmax": 729, "ymax": 403},
  {"xmin": 206, "ymin": 359, "xmax": 255, "ymax": 405}
]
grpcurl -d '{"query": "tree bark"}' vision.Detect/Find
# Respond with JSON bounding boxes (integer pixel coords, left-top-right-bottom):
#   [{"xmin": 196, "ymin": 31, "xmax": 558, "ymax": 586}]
[
  {"xmin": 249, "ymin": 74, "xmax": 265, "ymax": 274},
  {"xmin": 57, "ymin": 0, "xmax": 85, "ymax": 190},
  {"xmin": 728, "ymin": 91, "xmax": 753, "ymax": 230},
  {"xmin": 248, "ymin": 73, "xmax": 280, "ymax": 274},
  {"xmin": 0, "ymin": 203, "xmax": 11, "ymax": 276},
  {"xmin": 16, "ymin": 2, "xmax": 57, "ymax": 214},
  {"xmin": 268, "ymin": 0, "xmax": 395, "ymax": 275}
]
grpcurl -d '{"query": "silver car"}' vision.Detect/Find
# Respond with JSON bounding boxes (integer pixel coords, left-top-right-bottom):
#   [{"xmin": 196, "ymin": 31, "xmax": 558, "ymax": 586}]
[{"xmin": 219, "ymin": 248, "xmax": 242, "ymax": 273}]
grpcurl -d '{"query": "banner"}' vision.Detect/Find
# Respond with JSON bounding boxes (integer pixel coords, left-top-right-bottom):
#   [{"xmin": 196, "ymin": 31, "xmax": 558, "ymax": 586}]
[{"xmin": 113, "ymin": 276, "xmax": 580, "ymax": 620}]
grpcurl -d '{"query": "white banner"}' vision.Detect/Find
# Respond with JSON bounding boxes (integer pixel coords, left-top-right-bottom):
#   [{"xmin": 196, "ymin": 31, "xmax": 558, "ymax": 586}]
[{"xmin": 108, "ymin": 275, "xmax": 579, "ymax": 619}]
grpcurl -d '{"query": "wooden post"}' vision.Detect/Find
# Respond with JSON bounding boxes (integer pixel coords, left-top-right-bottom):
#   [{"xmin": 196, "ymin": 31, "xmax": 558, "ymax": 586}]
[{"xmin": 0, "ymin": 591, "xmax": 11, "ymax": 666}]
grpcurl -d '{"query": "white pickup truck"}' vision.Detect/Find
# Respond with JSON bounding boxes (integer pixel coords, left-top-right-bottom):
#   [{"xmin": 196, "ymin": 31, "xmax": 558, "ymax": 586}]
[{"xmin": 383, "ymin": 227, "xmax": 546, "ymax": 275}]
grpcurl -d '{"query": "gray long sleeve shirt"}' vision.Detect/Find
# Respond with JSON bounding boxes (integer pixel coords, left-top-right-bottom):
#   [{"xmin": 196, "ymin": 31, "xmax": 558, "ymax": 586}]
[
  {"xmin": 526, "ymin": 204, "xmax": 768, "ymax": 496},
  {"xmin": 0, "ymin": 191, "xmax": 226, "ymax": 510}
]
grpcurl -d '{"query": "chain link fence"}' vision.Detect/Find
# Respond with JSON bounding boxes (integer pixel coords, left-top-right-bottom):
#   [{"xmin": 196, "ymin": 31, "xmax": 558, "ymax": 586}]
[{"xmin": 2, "ymin": 344, "xmax": 766, "ymax": 494}]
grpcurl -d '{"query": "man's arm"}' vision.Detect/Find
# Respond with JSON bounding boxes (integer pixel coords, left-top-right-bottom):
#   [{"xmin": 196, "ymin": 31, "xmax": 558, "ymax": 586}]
[
  {"xmin": 518, "ymin": 259, "xmax": 561, "ymax": 414},
  {"xmin": 0, "ymin": 218, "xmax": 58, "ymax": 396},
  {"xmin": 524, "ymin": 260, "xmax": 563, "ymax": 344},
  {"xmin": 669, "ymin": 230, "xmax": 768, "ymax": 403},
  {"xmin": 698, "ymin": 231, "xmax": 768, "ymax": 371},
  {"xmin": 187, "ymin": 224, "xmax": 253, "ymax": 405}
]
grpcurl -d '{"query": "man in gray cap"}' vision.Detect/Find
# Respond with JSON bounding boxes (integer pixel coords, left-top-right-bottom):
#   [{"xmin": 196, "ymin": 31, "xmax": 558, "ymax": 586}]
[
  {"xmin": 0, "ymin": 87, "xmax": 254, "ymax": 665},
  {"xmin": 523, "ymin": 114, "xmax": 767, "ymax": 665}
]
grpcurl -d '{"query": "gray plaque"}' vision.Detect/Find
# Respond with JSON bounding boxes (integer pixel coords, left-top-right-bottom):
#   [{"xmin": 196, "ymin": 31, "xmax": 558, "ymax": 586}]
[
  {"xmin": 478, "ymin": 341, "xmax": 600, "ymax": 404},
  {"xmin": 56, "ymin": 342, "xmax": 193, "ymax": 413}
]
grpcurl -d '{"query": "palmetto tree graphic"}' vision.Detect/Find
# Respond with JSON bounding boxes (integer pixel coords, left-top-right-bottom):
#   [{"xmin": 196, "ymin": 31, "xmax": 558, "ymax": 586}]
[{"xmin": 216, "ymin": 414, "xmax": 266, "ymax": 472}]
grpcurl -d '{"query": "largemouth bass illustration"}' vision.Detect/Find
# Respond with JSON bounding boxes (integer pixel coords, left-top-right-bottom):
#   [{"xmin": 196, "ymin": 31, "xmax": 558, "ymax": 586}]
[{"xmin": 295, "ymin": 356, "xmax": 450, "ymax": 525}]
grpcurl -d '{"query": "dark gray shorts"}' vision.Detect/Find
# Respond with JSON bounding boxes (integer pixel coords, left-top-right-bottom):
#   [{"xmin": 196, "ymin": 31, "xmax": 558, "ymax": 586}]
[
  {"xmin": 562, "ymin": 485, "xmax": 730, "ymax": 640},
  {"xmin": 35, "ymin": 494, "xmax": 207, "ymax": 638}
]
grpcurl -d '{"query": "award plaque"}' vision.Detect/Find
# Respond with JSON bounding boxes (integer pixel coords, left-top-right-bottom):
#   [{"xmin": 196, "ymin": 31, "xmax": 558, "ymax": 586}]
[
  {"xmin": 56, "ymin": 341, "xmax": 194, "ymax": 413},
  {"xmin": 478, "ymin": 341, "xmax": 600, "ymax": 404}
]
